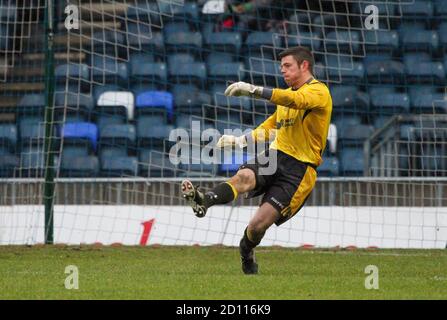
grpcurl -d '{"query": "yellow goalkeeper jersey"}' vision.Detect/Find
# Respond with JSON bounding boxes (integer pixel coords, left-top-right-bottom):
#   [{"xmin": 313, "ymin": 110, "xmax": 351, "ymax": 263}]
[{"xmin": 251, "ymin": 78, "xmax": 332, "ymax": 167}]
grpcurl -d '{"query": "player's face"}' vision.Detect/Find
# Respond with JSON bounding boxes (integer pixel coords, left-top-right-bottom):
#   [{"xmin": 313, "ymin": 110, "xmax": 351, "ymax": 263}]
[{"xmin": 280, "ymin": 55, "xmax": 307, "ymax": 87}]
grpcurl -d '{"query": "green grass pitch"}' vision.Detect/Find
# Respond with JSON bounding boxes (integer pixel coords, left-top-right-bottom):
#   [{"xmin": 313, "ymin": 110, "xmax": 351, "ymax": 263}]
[{"xmin": 0, "ymin": 245, "xmax": 446, "ymax": 299}]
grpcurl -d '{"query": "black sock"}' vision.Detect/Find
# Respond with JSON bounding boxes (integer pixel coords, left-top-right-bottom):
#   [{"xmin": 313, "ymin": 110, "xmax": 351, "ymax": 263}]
[
  {"xmin": 203, "ymin": 182, "xmax": 237, "ymax": 208},
  {"xmin": 240, "ymin": 227, "xmax": 261, "ymax": 255}
]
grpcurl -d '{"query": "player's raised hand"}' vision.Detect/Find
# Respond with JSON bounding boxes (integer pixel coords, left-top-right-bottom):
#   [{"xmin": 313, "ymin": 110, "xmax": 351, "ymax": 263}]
[
  {"xmin": 224, "ymin": 81, "xmax": 263, "ymax": 98},
  {"xmin": 216, "ymin": 135, "xmax": 247, "ymax": 148}
]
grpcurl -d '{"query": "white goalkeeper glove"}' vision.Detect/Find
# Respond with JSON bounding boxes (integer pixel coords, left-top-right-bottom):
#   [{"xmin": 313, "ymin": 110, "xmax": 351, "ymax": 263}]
[
  {"xmin": 216, "ymin": 135, "xmax": 247, "ymax": 148},
  {"xmin": 224, "ymin": 81, "xmax": 263, "ymax": 98}
]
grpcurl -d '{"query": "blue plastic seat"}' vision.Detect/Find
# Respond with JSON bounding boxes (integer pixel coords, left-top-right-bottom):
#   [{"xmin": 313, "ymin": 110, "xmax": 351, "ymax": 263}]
[
  {"xmin": 403, "ymin": 52, "xmax": 432, "ymax": 67},
  {"xmin": 126, "ymin": 1, "xmax": 160, "ymax": 25},
  {"xmin": 330, "ymin": 86, "xmax": 370, "ymax": 114},
  {"xmin": 439, "ymin": 23, "xmax": 447, "ymax": 50},
  {"xmin": 172, "ymin": 85, "xmax": 211, "ymax": 114},
  {"xmin": 401, "ymin": 30, "xmax": 439, "ymax": 52},
  {"xmin": 364, "ymin": 30, "xmax": 399, "ymax": 53},
  {"xmin": 243, "ymin": 32, "xmax": 282, "ymax": 54},
  {"xmin": 20, "ymin": 146, "xmax": 45, "ymax": 177},
  {"xmin": 127, "ymin": 24, "xmax": 164, "ymax": 52},
  {"xmin": 61, "ymin": 122, "xmax": 98, "ymax": 152},
  {"xmin": 405, "ymin": 62, "xmax": 445, "ymax": 85},
  {"xmin": 91, "ymin": 31, "xmax": 125, "ymax": 55},
  {"xmin": 338, "ymin": 124, "xmax": 374, "ymax": 148},
  {"xmin": 100, "ymin": 156, "xmax": 138, "ymax": 177},
  {"xmin": 17, "ymin": 94, "xmax": 46, "ymax": 112},
  {"xmin": 284, "ymin": 32, "xmax": 321, "ymax": 51},
  {"xmin": 286, "ymin": 13, "xmax": 312, "ymax": 34},
  {"xmin": 99, "ymin": 124, "xmax": 136, "ymax": 147},
  {"xmin": 371, "ymin": 92, "xmax": 410, "ymax": 115},
  {"xmin": 420, "ymin": 145, "xmax": 447, "ymax": 174},
  {"xmin": 317, "ymin": 156, "xmax": 340, "ymax": 177},
  {"xmin": 205, "ymin": 32, "xmax": 242, "ymax": 53},
  {"xmin": 0, "ymin": 155, "xmax": 18, "ymax": 177},
  {"xmin": 138, "ymin": 149, "xmax": 176, "ymax": 177},
  {"xmin": 435, "ymin": 0, "xmax": 447, "ymax": 15},
  {"xmin": 135, "ymin": 91, "xmax": 173, "ymax": 119},
  {"xmin": 401, "ymin": 0, "xmax": 434, "ymax": 17},
  {"xmin": 332, "ymin": 114, "xmax": 362, "ymax": 130},
  {"xmin": 20, "ymin": 123, "xmax": 45, "ymax": 147},
  {"xmin": 208, "ymin": 62, "xmax": 245, "ymax": 83},
  {"xmin": 325, "ymin": 31, "xmax": 361, "ymax": 54},
  {"xmin": 206, "ymin": 52, "xmax": 235, "ymax": 65},
  {"xmin": 54, "ymin": 92, "xmax": 94, "ymax": 119},
  {"xmin": 327, "ymin": 61, "xmax": 364, "ymax": 84},
  {"xmin": 0, "ymin": 124, "xmax": 17, "ymax": 153},
  {"xmin": 55, "ymin": 64, "xmax": 89, "ymax": 85},
  {"xmin": 91, "ymin": 55, "xmax": 129, "ymax": 85},
  {"xmin": 130, "ymin": 61, "xmax": 167, "ymax": 84},
  {"xmin": 158, "ymin": 1, "xmax": 199, "ymax": 21},
  {"xmin": 60, "ymin": 155, "xmax": 99, "ymax": 177},
  {"xmin": 365, "ymin": 60, "xmax": 405, "ymax": 84},
  {"xmin": 340, "ymin": 148, "xmax": 364, "ymax": 176},
  {"xmin": 244, "ymin": 58, "xmax": 282, "ymax": 87},
  {"xmin": 165, "ymin": 31, "xmax": 202, "ymax": 53},
  {"xmin": 167, "ymin": 53, "xmax": 195, "ymax": 68},
  {"xmin": 137, "ymin": 116, "xmax": 173, "ymax": 145},
  {"xmin": 163, "ymin": 22, "xmax": 191, "ymax": 37},
  {"xmin": 168, "ymin": 62, "xmax": 207, "ymax": 88},
  {"xmin": 411, "ymin": 93, "xmax": 447, "ymax": 114}
]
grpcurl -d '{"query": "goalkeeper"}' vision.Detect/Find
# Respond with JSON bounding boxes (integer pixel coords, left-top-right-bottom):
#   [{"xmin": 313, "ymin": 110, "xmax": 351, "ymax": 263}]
[{"xmin": 181, "ymin": 46, "xmax": 332, "ymax": 274}]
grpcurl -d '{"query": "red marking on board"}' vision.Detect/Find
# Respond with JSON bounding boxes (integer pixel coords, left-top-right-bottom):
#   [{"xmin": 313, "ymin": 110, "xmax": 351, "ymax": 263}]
[{"xmin": 140, "ymin": 219, "xmax": 155, "ymax": 246}]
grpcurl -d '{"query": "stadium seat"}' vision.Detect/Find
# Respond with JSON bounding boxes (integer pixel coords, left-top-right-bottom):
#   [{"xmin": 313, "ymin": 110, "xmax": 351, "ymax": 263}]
[
  {"xmin": 405, "ymin": 62, "xmax": 445, "ymax": 85},
  {"xmin": 54, "ymin": 91, "xmax": 94, "ymax": 119},
  {"xmin": 130, "ymin": 61, "xmax": 167, "ymax": 84},
  {"xmin": 99, "ymin": 124, "xmax": 137, "ymax": 147},
  {"xmin": 91, "ymin": 31, "xmax": 125, "ymax": 55},
  {"xmin": 90, "ymin": 55, "xmax": 129, "ymax": 85},
  {"xmin": 0, "ymin": 154, "xmax": 18, "ymax": 177},
  {"xmin": 311, "ymin": 14, "xmax": 348, "ymax": 36},
  {"xmin": 100, "ymin": 156, "xmax": 138, "ymax": 177},
  {"xmin": 402, "ymin": 52, "xmax": 432, "ymax": 67},
  {"xmin": 411, "ymin": 93, "xmax": 447, "ymax": 114},
  {"xmin": 17, "ymin": 94, "xmax": 46, "ymax": 113},
  {"xmin": 438, "ymin": 23, "xmax": 447, "ymax": 50},
  {"xmin": 205, "ymin": 32, "xmax": 242, "ymax": 53},
  {"xmin": 340, "ymin": 147, "xmax": 365, "ymax": 176},
  {"xmin": 412, "ymin": 120, "xmax": 447, "ymax": 140},
  {"xmin": 168, "ymin": 62, "xmax": 207, "ymax": 88},
  {"xmin": 368, "ymin": 86, "xmax": 395, "ymax": 97},
  {"xmin": 286, "ymin": 13, "xmax": 312, "ymax": 33},
  {"xmin": 330, "ymin": 86, "xmax": 370, "ymax": 114},
  {"xmin": 165, "ymin": 31, "xmax": 202, "ymax": 54},
  {"xmin": 0, "ymin": 124, "xmax": 17, "ymax": 153},
  {"xmin": 138, "ymin": 149, "xmax": 177, "ymax": 177},
  {"xmin": 244, "ymin": 58, "xmax": 282, "ymax": 87},
  {"xmin": 60, "ymin": 155, "xmax": 99, "ymax": 177},
  {"xmin": 158, "ymin": 1, "xmax": 199, "ymax": 22},
  {"xmin": 208, "ymin": 62, "xmax": 245, "ymax": 84},
  {"xmin": 325, "ymin": 31, "xmax": 361, "ymax": 54},
  {"xmin": 61, "ymin": 122, "xmax": 98, "ymax": 152},
  {"xmin": 400, "ymin": 0, "xmax": 434, "ymax": 17},
  {"xmin": 172, "ymin": 85, "xmax": 211, "ymax": 114},
  {"xmin": 243, "ymin": 32, "xmax": 282, "ymax": 55},
  {"xmin": 55, "ymin": 64, "xmax": 90, "ymax": 90},
  {"xmin": 126, "ymin": 1, "xmax": 160, "ymax": 24},
  {"xmin": 401, "ymin": 30, "xmax": 439, "ymax": 52},
  {"xmin": 284, "ymin": 32, "xmax": 321, "ymax": 51},
  {"xmin": 362, "ymin": 53, "xmax": 393, "ymax": 65},
  {"xmin": 93, "ymin": 85, "xmax": 121, "ymax": 102},
  {"xmin": 127, "ymin": 24, "xmax": 164, "ymax": 53},
  {"xmin": 19, "ymin": 122, "xmax": 45, "ymax": 147},
  {"xmin": 371, "ymin": 92, "xmax": 410, "ymax": 115},
  {"xmin": 373, "ymin": 116, "xmax": 393, "ymax": 129},
  {"xmin": 163, "ymin": 22, "xmax": 192, "ymax": 37},
  {"xmin": 137, "ymin": 116, "xmax": 174, "ymax": 146},
  {"xmin": 206, "ymin": 52, "xmax": 235, "ymax": 65},
  {"xmin": 167, "ymin": 53, "xmax": 195, "ymax": 70},
  {"xmin": 0, "ymin": 26, "xmax": 9, "ymax": 50},
  {"xmin": 365, "ymin": 60, "xmax": 405, "ymax": 84},
  {"xmin": 20, "ymin": 146, "xmax": 45, "ymax": 177},
  {"xmin": 327, "ymin": 61, "xmax": 364, "ymax": 84},
  {"xmin": 435, "ymin": 0, "xmax": 447, "ymax": 15},
  {"xmin": 420, "ymin": 145, "xmax": 447, "ymax": 174},
  {"xmin": 96, "ymin": 91, "xmax": 135, "ymax": 120},
  {"xmin": 135, "ymin": 91, "xmax": 173, "ymax": 119},
  {"xmin": 332, "ymin": 114, "xmax": 362, "ymax": 130},
  {"xmin": 364, "ymin": 30, "xmax": 399, "ymax": 53},
  {"xmin": 212, "ymin": 85, "xmax": 252, "ymax": 113},
  {"xmin": 317, "ymin": 156, "xmax": 340, "ymax": 177},
  {"xmin": 338, "ymin": 124, "xmax": 374, "ymax": 148}
]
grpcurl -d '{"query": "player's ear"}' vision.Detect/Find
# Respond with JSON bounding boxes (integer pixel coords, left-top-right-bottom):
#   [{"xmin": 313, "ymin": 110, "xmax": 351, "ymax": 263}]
[{"xmin": 301, "ymin": 60, "xmax": 310, "ymax": 72}]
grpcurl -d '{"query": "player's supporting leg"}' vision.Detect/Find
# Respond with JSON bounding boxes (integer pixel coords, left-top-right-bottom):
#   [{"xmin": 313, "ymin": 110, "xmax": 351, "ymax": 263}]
[
  {"xmin": 240, "ymin": 202, "xmax": 281, "ymax": 274},
  {"xmin": 181, "ymin": 168, "xmax": 256, "ymax": 217}
]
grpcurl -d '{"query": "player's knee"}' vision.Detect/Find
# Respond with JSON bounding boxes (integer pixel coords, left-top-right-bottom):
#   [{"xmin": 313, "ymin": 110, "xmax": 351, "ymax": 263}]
[
  {"xmin": 235, "ymin": 169, "xmax": 255, "ymax": 188},
  {"xmin": 247, "ymin": 220, "xmax": 268, "ymax": 238}
]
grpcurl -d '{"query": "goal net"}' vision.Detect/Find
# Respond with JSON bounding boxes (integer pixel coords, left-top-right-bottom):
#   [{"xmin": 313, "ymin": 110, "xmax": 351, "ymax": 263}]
[{"xmin": 0, "ymin": 0, "xmax": 446, "ymax": 249}]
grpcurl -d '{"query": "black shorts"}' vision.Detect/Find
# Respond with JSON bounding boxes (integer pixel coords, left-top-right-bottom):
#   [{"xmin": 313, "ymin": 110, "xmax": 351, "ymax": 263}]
[{"xmin": 239, "ymin": 149, "xmax": 317, "ymax": 226}]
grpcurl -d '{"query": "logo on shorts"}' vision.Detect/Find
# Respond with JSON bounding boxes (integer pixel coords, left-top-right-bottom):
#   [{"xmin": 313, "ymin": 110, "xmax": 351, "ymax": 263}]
[{"xmin": 270, "ymin": 197, "xmax": 284, "ymax": 210}]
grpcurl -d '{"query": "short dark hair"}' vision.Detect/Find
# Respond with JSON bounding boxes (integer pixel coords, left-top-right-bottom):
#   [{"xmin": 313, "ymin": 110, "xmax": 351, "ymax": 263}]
[{"xmin": 278, "ymin": 46, "xmax": 314, "ymax": 75}]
